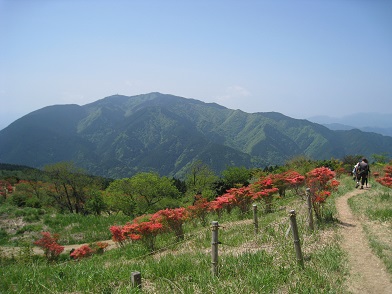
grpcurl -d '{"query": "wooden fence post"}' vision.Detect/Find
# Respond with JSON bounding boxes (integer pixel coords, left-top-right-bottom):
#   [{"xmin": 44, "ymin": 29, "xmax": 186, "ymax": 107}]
[
  {"xmin": 131, "ymin": 271, "xmax": 142, "ymax": 289},
  {"xmin": 306, "ymin": 188, "xmax": 314, "ymax": 231},
  {"xmin": 289, "ymin": 210, "xmax": 304, "ymax": 268},
  {"xmin": 211, "ymin": 221, "xmax": 219, "ymax": 277},
  {"xmin": 253, "ymin": 204, "xmax": 258, "ymax": 234}
]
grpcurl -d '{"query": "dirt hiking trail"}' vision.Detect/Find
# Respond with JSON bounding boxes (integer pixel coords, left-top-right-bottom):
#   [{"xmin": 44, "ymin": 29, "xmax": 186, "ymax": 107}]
[{"xmin": 336, "ymin": 187, "xmax": 392, "ymax": 294}]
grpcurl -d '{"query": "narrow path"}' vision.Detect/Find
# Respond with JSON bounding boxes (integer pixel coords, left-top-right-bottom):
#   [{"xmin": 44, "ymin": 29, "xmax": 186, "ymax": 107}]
[{"xmin": 336, "ymin": 187, "xmax": 392, "ymax": 294}]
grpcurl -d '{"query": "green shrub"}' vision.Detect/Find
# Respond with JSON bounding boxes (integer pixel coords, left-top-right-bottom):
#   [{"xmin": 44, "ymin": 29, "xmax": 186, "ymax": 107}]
[
  {"xmin": 0, "ymin": 229, "xmax": 8, "ymax": 245},
  {"xmin": 10, "ymin": 193, "xmax": 28, "ymax": 207},
  {"xmin": 16, "ymin": 224, "xmax": 42, "ymax": 235},
  {"xmin": 85, "ymin": 193, "xmax": 107, "ymax": 215},
  {"xmin": 25, "ymin": 197, "xmax": 42, "ymax": 208}
]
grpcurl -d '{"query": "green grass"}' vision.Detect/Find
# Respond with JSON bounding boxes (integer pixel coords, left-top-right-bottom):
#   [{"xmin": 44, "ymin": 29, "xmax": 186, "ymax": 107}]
[
  {"xmin": 42, "ymin": 213, "xmax": 131, "ymax": 245},
  {"xmin": 348, "ymin": 181, "xmax": 392, "ymax": 275},
  {"xmin": 0, "ymin": 205, "xmax": 131, "ymax": 246},
  {"xmin": 0, "ymin": 177, "xmax": 370, "ymax": 293},
  {"xmin": 0, "ymin": 227, "xmax": 347, "ymax": 293},
  {"xmin": 364, "ymin": 226, "xmax": 392, "ymax": 274}
]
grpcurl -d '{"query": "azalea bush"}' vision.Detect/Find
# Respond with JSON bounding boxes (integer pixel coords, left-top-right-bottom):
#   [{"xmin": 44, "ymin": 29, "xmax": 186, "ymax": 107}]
[
  {"xmin": 251, "ymin": 177, "xmax": 280, "ymax": 213},
  {"xmin": 281, "ymin": 170, "xmax": 306, "ymax": 194},
  {"xmin": 209, "ymin": 192, "xmax": 235, "ymax": 217},
  {"xmin": 126, "ymin": 220, "xmax": 164, "ymax": 252},
  {"xmin": 186, "ymin": 195, "xmax": 210, "ymax": 226},
  {"xmin": 376, "ymin": 165, "xmax": 392, "ymax": 188},
  {"xmin": 107, "ymin": 169, "xmax": 298, "ymax": 252},
  {"xmin": 109, "ymin": 225, "xmax": 127, "ymax": 246},
  {"xmin": 152, "ymin": 207, "xmax": 189, "ymax": 241},
  {"xmin": 93, "ymin": 241, "xmax": 109, "ymax": 254},
  {"xmin": 306, "ymin": 167, "xmax": 340, "ymax": 219},
  {"xmin": 209, "ymin": 176, "xmax": 280, "ymax": 216},
  {"xmin": 110, "ymin": 216, "xmax": 164, "ymax": 252},
  {"xmin": 70, "ymin": 242, "xmax": 109, "ymax": 260},
  {"xmin": 267, "ymin": 170, "xmax": 304, "ymax": 197},
  {"xmin": 70, "ymin": 244, "xmax": 93, "ymax": 260},
  {"xmin": 218, "ymin": 186, "xmax": 254, "ymax": 215},
  {"xmin": 33, "ymin": 232, "xmax": 64, "ymax": 261}
]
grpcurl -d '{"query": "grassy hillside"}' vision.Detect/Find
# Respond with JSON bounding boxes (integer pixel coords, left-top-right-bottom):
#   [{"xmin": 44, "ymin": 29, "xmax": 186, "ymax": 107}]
[{"xmin": 1, "ymin": 174, "xmax": 391, "ymax": 293}]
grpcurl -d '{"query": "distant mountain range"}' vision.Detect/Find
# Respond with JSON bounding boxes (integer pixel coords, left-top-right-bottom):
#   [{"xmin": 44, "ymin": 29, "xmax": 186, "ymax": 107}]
[
  {"xmin": 308, "ymin": 113, "xmax": 392, "ymax": 137},
  {"xmin": 1, "ymin": 92, "xmax": 391, "ymax": 179}
]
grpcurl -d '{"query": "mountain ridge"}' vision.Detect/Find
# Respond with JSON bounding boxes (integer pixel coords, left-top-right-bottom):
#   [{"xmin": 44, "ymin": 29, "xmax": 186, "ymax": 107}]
[{"xmin": 1, "ymin": 92, "xmax": 391, "ymax": 178}]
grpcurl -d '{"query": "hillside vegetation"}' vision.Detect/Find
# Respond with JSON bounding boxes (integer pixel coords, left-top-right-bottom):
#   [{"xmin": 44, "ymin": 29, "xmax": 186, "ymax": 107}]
[
  {"xmin": 1, "ymin": 161, "xmax": 391, "ymax": 293},
  {"xmin": 1, "ymin": 93, "xmax": 392, "ymax": 178}
]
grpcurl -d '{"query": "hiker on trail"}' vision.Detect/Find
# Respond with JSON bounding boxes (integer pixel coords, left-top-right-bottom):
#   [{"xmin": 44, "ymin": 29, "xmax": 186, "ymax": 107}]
[{"xmin": 355, "ymin": 158, "xmax": 370, "ymax": 189}]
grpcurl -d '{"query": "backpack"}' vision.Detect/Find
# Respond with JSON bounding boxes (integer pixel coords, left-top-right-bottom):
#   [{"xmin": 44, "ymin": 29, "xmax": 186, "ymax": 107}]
[
  {"xmin": 353, "ymin": 163, "xmax": 359, "ymax": 175},
  {"xmin": 357, "ymin": 161, "xmax": 369, "ymax": 176}
]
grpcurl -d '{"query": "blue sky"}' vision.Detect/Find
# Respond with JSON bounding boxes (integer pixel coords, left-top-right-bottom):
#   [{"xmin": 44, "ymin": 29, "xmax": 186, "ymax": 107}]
[{"xmin": 1, "ymin": 0, "xmax": 391, "ymax": 130}]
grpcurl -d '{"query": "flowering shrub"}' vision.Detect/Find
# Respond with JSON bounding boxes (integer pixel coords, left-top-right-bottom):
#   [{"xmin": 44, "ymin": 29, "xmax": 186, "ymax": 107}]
[
  {"xmin": 209, "ymin": 177, "xmax": 279, "ymax": 215},
  {"xmin": 152, "ymin": 208, "xmax": 189, "ymax": 241},
  {"xmin": 33, "ymin": 232, "xmax": 64, "ymax": 261},
  {"xmin": 109, "ymin": 225, "xmax": 127, "ymax": 246},
  {"xmin": 70, "ymin": 244, "xmax": 93, "ymax": 260},
  {"xmin": 376, "ymin": 165, "xmax": 392, "ymax": 188},
  {"xmin": 306, "ymin": 167, "xmax": 340, "ymax": 219},
  {"xmin": 110, "ymin": 217, "xmax": 164, "ymax": 252},
  {"xmin": 219, "ymin": 187, "xmax": 254, "ymax": 215},
  {"xmin": 281, "ymin": 170, "xmax": 305, "ymax": 193},
  {"xmin": 93, "ymin": 241, "xmax": 109, "ymax": 254},
  {"xmin": 251, "ymin": 177, "xmax": 279, "ymax": 213},
  {"xmin": 70, "ymin": 242, "xmax": 109, "ymax": 260},
  {"xmin": 209, "ymin": 192, "xmax": 236, "ymax": 216},
  {"xmin": 128, "ymin": 220, "xmax": 163, "ymax": 251},
  {"xmin": 186, "ymin": 195, "xmax": 210, "ymax": 226},
  {"xmin": 108, "ymin": 167, "xmax": 336, "ymax": 254}
]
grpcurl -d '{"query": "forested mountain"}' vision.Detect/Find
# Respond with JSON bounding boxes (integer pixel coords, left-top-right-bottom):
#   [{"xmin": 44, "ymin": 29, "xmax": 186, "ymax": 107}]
[{"xmin": 1, "ymin": 92, "xmax": 391, "ymax": 178}]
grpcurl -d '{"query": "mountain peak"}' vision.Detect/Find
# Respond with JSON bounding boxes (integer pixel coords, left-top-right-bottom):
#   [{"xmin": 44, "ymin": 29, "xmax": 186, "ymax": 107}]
[{"xmin": 1, "ymin": 93, "xmax": 391, "ymax": 178}]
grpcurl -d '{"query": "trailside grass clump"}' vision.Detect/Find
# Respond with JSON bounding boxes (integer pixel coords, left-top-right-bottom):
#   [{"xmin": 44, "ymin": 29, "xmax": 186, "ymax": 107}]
[
  {"xmin": 42, "ymin": 213, "xmax": 130, "ymax": 245},
  {"xmin": 0, "ymin": 202, "xmax": 130, "ymax": 246},
  {"xmin": 348, "ymin": 181, "xmax": 392, "ymax": 274},
  {"xmin": 0, "ymin": 182, "xmax": 349, "ymax": 294}
]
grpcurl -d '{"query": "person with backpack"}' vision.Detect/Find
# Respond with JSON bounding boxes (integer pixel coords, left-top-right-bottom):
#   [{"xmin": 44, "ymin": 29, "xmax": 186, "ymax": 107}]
[{"xmin": 355, "ymin": 158, "xmax": 370, "ymax": 189}]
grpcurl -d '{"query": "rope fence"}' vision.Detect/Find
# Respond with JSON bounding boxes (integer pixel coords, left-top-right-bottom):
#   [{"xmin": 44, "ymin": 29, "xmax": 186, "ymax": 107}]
[
  {"xmin": 26, "ymin": 188, "xmax": 320, "ymax": 290},
  {"xmin": 110, "ymin": 196, "xmax": 316, "ymax": 288}
]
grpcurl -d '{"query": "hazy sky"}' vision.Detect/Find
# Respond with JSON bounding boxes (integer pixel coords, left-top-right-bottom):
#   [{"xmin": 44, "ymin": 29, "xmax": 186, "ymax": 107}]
[{"xmin": 1, "ymin": 0, "xmax": 391, "ymax": 130}]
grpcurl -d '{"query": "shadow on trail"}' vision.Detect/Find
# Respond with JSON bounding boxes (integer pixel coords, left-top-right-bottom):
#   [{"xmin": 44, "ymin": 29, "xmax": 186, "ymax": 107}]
[{"xmin": 337, "ymin": 220, "xmax": 356, "ymax": 228}]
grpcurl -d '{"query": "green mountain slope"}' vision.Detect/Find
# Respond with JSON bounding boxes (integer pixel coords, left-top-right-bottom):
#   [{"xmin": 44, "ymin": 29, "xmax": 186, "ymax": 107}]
[{"xmin": 0, "ymin": 93, "xmax": 391, "ymax": 178}]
